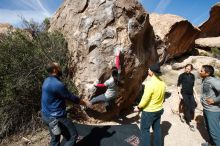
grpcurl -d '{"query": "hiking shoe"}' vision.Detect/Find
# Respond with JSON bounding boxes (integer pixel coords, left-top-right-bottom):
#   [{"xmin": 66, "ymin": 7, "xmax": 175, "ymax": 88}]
[{"xmin": 189, "ymin": 125, "xmax": 195, "ymax": 132}]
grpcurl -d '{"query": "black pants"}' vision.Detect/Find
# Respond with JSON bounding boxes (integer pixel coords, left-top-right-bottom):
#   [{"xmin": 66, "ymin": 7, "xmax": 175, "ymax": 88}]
[{"xmin": 181, "ymin": 93, "xmax": 196, "ymax": 124}]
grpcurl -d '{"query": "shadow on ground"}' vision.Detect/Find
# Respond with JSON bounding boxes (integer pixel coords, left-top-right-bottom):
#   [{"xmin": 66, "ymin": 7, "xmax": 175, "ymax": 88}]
[
  {"xmin": 161, "ymin": 121, "xmax": 172, "ymax": 142},
  {"xmin": 150, "ymin": 121, "xmax": 172, "ymax": 145},
  {"xmin": 76, "ymin": 126, "xmax": 115, "ymax": 146},
  {"xmin": 195, "ymin": 115, "xmax": 210, "ymax": 142},
  {"xmin": 86, "ymin": 105, "xmax": 140, "ymax": 124}
]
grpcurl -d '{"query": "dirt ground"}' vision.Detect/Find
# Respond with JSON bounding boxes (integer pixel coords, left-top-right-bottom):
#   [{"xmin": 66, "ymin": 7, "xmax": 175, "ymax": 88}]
[
  {"xmin": 2, "ymin": 96, "xmax": 208, "ymax": 146},
  {"xmin": 2, "ymin": 67, "xmax": 209, "ymax": 146}
]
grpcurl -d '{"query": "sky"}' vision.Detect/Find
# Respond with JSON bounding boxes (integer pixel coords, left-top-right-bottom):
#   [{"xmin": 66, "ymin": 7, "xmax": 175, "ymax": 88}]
[{"xmin": 0, "ymin": 0, "xmax": 219, "ymax": 27}]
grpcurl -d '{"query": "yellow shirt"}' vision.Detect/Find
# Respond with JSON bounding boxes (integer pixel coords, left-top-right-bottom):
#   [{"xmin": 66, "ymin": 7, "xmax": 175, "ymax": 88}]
[{"xmin": 138, "ymin": 75, "xmax": 166, "ymax": 112}]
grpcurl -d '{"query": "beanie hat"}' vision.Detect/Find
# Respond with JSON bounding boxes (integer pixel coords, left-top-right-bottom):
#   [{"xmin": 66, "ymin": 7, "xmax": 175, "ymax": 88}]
[{"xmin": 149, "ymin": 63, "xmax": 161, "ymax": 74}]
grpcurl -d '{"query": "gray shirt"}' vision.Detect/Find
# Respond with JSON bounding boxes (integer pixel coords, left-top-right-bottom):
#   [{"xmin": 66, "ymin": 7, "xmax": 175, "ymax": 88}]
[
  {"xmin": 104, "ymin": 76, "xmax": 118, "ymax": 99},
  {"xmin": 201, "ymin": 76, "xmax": 220, "ymax": 112}
]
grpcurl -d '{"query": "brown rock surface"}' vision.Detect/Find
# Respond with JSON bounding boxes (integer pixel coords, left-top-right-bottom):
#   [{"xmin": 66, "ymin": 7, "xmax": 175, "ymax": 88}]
[
  {"xmin": 199, "ymin": 3, "xmax": 220, "ymax": 38},
  {"xmin": 149, "ymin": 13, "xmax": 200, "ymax": 63},
  {"xmin": 50, "ymin": 0, "xmax": 156, "ymax": 116}
]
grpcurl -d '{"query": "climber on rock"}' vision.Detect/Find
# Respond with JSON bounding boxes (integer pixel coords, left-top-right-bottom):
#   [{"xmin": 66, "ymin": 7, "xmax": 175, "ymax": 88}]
[
  {"xmin": 86, "ymin": 47, "xmax": 123, "ymax": 111},
  {"xmin": 88, "ymin": 67, "xmax": 119, "ymax": 111}
]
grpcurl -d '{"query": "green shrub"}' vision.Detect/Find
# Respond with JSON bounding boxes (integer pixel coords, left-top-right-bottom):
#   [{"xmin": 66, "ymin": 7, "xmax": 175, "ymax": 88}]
[
  {"xmin": 199, "ymin": 52, "xmax": 209, "ymax": 56},
  {"xmin": 215, "ymin": 70, "xmax": 220, "ymax": 78},
  {"xmin": 0, "ymin": 19, "xmax": 76, "ymax": 139},
  {"xmin": 211, "ymin": 47, "xmax": 220, "ymax": 59}
]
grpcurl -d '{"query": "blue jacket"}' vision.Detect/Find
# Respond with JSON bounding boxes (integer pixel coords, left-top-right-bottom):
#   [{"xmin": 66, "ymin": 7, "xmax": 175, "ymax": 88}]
[{"xmin": 41, "ymin": 76, "xmax": 80, "ymax": 118}]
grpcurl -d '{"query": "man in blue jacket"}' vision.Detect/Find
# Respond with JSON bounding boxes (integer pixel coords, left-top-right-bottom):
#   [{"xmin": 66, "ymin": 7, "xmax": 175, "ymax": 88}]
[{"xmin": 41, "ymin": 62, "xmax": 89, "ymax": 146}]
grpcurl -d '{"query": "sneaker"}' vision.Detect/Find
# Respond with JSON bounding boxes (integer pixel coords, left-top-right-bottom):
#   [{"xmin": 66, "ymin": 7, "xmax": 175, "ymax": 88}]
[{"xmin": 189, "ymin": 124, "xmax": 195, "ymax": 132}]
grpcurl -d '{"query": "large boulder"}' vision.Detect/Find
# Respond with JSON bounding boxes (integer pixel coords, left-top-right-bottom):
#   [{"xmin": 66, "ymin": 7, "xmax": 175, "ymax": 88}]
[
  {"xmin": 195, "ymin": 37, "xmax": 220, "ymax": 48},
  {"xmin": 199, "ymin": 3, "xmax": 220, "ymax": 38},
  {"xmin": 149, "ymin": 13, "xmax": 200, "ymax": 63},
  {"xmin": 171, "ymin": 56, "xmax": 220, "ymax": 73},
  {"xmin": 50, "ymin": 0, "xmax": 156, "ymax": 115}
]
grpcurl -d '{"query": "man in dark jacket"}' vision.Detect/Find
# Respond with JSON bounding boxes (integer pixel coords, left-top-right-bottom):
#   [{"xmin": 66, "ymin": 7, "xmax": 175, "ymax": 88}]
[
  {"xmin": 177, "ymin": 64, "xmax": 198, "ymax": 131},
  {"xmin": 41, "ymin": 62, "xmax": 89, "ymax": 146},
  {"xmin": 200, "ymin": 65, "xmax": 220, "ymax": 146}
]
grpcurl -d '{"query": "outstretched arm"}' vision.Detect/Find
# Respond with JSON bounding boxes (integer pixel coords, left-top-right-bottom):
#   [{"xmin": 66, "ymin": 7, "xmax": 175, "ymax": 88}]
[
  {"xmin": 58, "ymin": 84, "xmax": 80, "ymax": 104},
  {"xmin": 95, "ymin": 83, "xmax": 106, "ymax": 88},
  {"xmin": 115, "ymin": 47, "xmax": 122, "ymax": 71},
  {"xmin": 115, "ymin": 53, "xmax": 120, "ymax": 70}
]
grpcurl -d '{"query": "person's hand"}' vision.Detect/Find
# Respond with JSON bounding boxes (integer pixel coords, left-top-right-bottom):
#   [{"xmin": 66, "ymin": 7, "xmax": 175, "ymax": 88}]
[
  {"xmin": 93, "ymin": 80, "xmax": 99, "ymax": 86},
  {"xmin": 133, "ymin": 106, "xmax": 140, "ymax": 112},
  {"xmin": 80, "ymin": 98, "xmax": 92, "ymax": 108},
  {"xmin": 114, "ymin": 47, "xmax": 123, "ymax": 56},
  {"xmin": 194, "ymin": 96, "xmax": 199, "ymax": 106},
  {"xmin": 116, "ymin": 49, "xmax": 120, "ymax": 56},
  {"xmin": 178, "ymin": 93, "xmax": 183, "ymax": 100},
  {"xmin": 78, "ymin": 94, "xmax": 83, "ymax": 99},
  {"xmin": 88, "ymin": 84, "xmax": 96, "ymax": 93},
  {"xmin": 206, "ymin": 97, "xmax": 215, "ymax": 105}
]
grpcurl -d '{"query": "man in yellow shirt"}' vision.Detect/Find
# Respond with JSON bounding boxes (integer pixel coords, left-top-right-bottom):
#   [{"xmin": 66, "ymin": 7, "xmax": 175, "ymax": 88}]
[{"xmin": 134, "ymin": 63, "xmax": 166, "ymax": 146}]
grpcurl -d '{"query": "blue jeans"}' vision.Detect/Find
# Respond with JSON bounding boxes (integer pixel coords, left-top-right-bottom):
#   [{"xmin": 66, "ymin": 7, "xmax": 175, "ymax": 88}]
[
  {"xmin": 90, "ymin": 94, "xmax": 114, "ymax": 107},
  {"xmin": 41, "ymin": 113, "xmax": 78, "ymax": 146},
  {"xmin": 203, "ymin": 109, "xmax": 220, "ymax": 146},
  {"xmin": 140, "ymin": 109, "xmax": 164, "ymax": 146}
]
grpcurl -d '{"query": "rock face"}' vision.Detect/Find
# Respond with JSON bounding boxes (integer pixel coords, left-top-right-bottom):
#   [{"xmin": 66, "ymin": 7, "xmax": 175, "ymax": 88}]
[
  {"xmin": 50, "ymin": 0, "xmax": 156, "ymax": 114},
  {"xmin": 195, "ymin": 37, "xmax": 220, "ymax": 48},
  {"xmin": 149, "ymin": 13, "xmax": 200, "ymax": 63},
  {"xmin": 199, "ymin": 3, "xmax": 220, "ymax": 38},
  {"xmin": 171, "ymin": 56, "xmax": 220, "ymax": 73}
]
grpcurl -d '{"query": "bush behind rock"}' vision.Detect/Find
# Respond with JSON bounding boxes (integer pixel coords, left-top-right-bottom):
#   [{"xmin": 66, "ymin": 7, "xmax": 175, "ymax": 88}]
[{"xmin": 0, "ymin": 20, "xmax": 76, "ymax": 139}]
